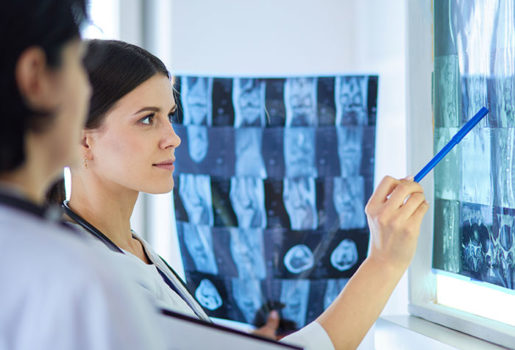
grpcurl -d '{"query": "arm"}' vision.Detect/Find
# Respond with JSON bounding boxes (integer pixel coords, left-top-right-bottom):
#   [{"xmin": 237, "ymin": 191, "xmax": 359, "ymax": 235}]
[{"xmin": 316, "ymin": 176, "xmax": 429, "ymax": 350}]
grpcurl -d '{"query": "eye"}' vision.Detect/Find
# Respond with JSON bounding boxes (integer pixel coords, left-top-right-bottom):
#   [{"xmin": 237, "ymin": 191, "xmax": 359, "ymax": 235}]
[
  {"xmin": 168, "ymin": 109, "xmax": 178, "ymax": 124},
  {"xmin": 139, "ymin": 113, "xmax": 155, "ymax": 125}
]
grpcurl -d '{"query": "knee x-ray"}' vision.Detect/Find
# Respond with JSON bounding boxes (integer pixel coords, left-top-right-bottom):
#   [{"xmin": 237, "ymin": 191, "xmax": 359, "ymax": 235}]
[
  {"xmin": 433, "ymin": 0, "xmax": 515, "ymax": 291},
  {"xmin": 174, "ymin": 74, "xmax": 378, "ymax": 329}
]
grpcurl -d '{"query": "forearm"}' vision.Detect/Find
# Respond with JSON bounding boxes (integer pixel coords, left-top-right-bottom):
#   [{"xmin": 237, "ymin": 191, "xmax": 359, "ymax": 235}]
[{"xmin": 316, "ymin": 256, "xmax": 406, "ymax": 350}]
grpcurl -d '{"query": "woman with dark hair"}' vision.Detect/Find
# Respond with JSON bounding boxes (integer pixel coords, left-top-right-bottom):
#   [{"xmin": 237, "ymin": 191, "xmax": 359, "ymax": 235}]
[
  {"xmin": 57, "ymin": 38, "xmax": 429, "ymax": 350},
  {"xmin": 0, "ymin": 2, "xmax": 165, "ymax": 349}
]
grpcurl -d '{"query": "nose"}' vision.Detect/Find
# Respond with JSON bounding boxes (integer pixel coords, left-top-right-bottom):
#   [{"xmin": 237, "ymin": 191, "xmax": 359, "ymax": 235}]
[{"xmin": 160, "ymin": 120, "xmax": 181, "ymax": 150}]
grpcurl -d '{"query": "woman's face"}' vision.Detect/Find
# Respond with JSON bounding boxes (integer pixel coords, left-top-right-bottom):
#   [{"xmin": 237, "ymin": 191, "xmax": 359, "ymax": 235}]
[
  {"xmin": 86, "ymin": 74, "xmax": 181, "ymax": 194},
  {"xmin": 42, "ymin": 39, "xmax": 91, "ymax": 177}
]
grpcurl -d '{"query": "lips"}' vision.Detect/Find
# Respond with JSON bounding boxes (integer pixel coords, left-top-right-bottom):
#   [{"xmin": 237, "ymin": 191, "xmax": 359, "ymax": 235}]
[{"xmin": 153, "ymin": 159, "xmax": 175, "ymax": 171}]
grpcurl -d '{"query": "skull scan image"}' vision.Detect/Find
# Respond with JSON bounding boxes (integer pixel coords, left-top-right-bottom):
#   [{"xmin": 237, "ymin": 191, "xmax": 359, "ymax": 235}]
[
  {"xmin": 283, "ymin": 244, "xmax": 315, "ymax": 274},
  {"xmin": 284, "ymin": 127, "xmax": 317, "ymax": 178},
  {"xmin": 330, "ymin": 239, "xmax": 359, "ymax": 271},
  {"xmin": 233, "ymin": 78, "xmax": 266, "ymax": 127},
  {"xmin": 280, "ymin": 280, "xmax": 310, "ymax": 329},
  {"xmin": 182, "ymin": 224, "xmax": 218, "ymax": 275},
  {"xmin": 333, "ymin": 177, "xmax": 366, "ymax": 230},
  {"xmin": 229, "ymin": 228, "xmax": 266, "ymax": 279},
  {"xmin": 335, "ymin": 76, "xmax": 368, "ymax": 125},
  {"xmin": 179, "ymin": 174, "xmax": 214, "ymax": 226},
  {"xmin": 187, "ymin": 125, "xmax": 209, "ymax": 163},
  {"xmin": 232, "ymin": 279, "xmax": 263, "ymax": 324},
  {"xmin": 323, "ymin": 279, "xmax": 348, "ymax": 309},
  {"xmin": 195, "ymin": 279, "xmax": 223, "ymax": 311},
  {"xmin": 229, "ymin": 177, "xmax": 266, "ymax": 228},
  {"xmin": 235, "ymin": 128, "xmax": 267, "ymax": 178},
  {"xmin": 181, "ymin": 77, "xmax": 212, "ymax": 126},
  {"xmin": 284, "ymin": 77, "xmax": 317, "ymax": 127},
  {"xmin": 336, "ymin": 127, "xmax": 363, "ymax": 177},
  {"xmin": 283, "ymin": 177, "xmax": 318, "ymax": 230}
]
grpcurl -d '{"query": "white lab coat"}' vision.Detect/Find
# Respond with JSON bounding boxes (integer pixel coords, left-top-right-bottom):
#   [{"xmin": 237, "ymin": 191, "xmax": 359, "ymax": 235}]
[
  {"xmin": 0, "ymin": 197, "xmax": 167, "ymax": 350},
  {"xmin": 72, "ymin": 223, "xmax": 335, "ymax": 350}
]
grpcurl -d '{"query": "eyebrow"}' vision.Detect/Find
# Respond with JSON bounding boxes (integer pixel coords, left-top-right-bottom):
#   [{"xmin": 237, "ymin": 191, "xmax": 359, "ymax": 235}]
[{"xmin": 133, "ymin": 105, "xmax": 178, "ymax": 115}]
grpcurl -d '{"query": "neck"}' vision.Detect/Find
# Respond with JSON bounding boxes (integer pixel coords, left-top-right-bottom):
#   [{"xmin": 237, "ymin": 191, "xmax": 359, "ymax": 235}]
[
  {"xmin": 68, "ymin": 170, "xmax": 139, "ymax": 250},
  {"xmin": 0, "ymin": 164, "xmax": 52, "ymax": 205}
]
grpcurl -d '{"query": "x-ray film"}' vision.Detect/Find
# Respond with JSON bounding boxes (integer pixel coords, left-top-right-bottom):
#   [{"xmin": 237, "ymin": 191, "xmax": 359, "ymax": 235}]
[
  {"xmin": 173, "ymin": 75, "xmax": 378, "ymax": 330},
  {"xmin": 433, "ymin": 0, "xmax": 515, "ymax": 291}
]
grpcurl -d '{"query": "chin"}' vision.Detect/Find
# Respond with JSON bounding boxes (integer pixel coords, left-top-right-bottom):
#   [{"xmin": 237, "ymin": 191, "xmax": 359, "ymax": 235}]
[{"xmin": 142, "ymin": 180, "xmax": 175, "ymax": 194}]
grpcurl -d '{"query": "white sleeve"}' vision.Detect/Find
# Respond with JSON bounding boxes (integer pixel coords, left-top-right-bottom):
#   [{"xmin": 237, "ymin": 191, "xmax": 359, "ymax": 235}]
[{"xmin": 280, "ymin": 321, "xmax": 335, "ymax": 350}]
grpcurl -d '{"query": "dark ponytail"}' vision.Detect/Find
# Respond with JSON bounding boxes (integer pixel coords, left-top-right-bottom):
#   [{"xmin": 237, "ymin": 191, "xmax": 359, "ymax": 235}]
[{"xmin": 46, "ymin": 39, "xmax": 170, "ymax": 205}]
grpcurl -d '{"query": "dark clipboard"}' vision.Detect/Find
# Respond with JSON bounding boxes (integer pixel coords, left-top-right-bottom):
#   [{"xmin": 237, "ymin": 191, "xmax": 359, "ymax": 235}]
[{"xmin": 159, "ymin": 308, "xmax": 303, "ymax": 350}]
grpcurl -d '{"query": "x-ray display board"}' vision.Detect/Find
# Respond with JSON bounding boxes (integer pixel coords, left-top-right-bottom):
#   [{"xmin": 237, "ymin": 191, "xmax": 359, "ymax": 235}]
[
  {"xmin": 432, "ymin": 0, "xmax": 515, "ymax": 291},
  {"xmin": 172, "ymin": 75, "xmax": 378, "ymax": 331}
]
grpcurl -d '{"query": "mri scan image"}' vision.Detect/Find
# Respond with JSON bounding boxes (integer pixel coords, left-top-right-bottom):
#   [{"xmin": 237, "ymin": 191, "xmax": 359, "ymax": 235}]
[
  {"xmin": 283, "ymin": 177, "xmax": 318, "ymax": 230},
  {"xmin": 232, "ymin": 279, "xmax": 264, "ymax": 324},
  {"xmin": 280, "ymin": 280, "xmax": 310, "ymax": 328},
  {"xmin": 330, "ymin": 239, "xmax": 359, "ymax": 271},
  {"xmin": 233, "ymin": 78, "xmax": 266, "ymax": 127},
  {"xmin": 180, "ymin": 223, "xmax": 218, "ymax": 275},
  {"xmin": 179, "ymin": 174, "xmax": 214, "ymax": 226},
  {"xmin": 284, "ymin": 127, "xmax": 317, "ymax": 178},
  {"xmin": 434, "ymin": 127, "xmax": 461, "ymax": 201},
  {"xmin": 336, "ymin": 126, "xmax": 363, "ymax": 177},
  {"xmin": 229, "ymin": 228, "xmax": 266, "ymax": 279},
  {"xmin": 235, "ymin": 128, "xmax": 267, "ymax": 177},
  {"xmin": 284, "ymin": 77, "xmax": 318, "ymax": 126},
  {"xmin": 332, "ymin": 177, "xmax": 366, "ymax": 230},
  {"xmin": 230, "ymin": 177, "xmax": 267, "ymax": 228},
  {"xmin": 433, "ymin": 199, "xmax": 461, "ymax": 273},
  {"xmin": 283, "ymin": 244, "xmax": 315, "ymax": 274},
  {"xmin": 335, "ymin": 76, "xmax": 368, "ymax": 125},
  {"xmin": 187, "ymin": 125, "xmax": 209, "ymax": 163},
  {"xmin": 434, "ymin": 56, "xmax": 460, "ymax": 128},
  {"xmin": 195, "ymin": 278, "xmax": 223, "ymax": 310},
  {"xmin": 323, "ymin": 279, "xmax": 348, "ymax": 309},
  {"xmin": 460, "ymin": 127, "xmax": 491, "ymax": 205},
  {"xmin": 181, "ymin": 77, "xmax": 213, "ymax": 126},
  {"xmin": 493, "ymin": 128, "xmax": 515, "ymax": 209}
]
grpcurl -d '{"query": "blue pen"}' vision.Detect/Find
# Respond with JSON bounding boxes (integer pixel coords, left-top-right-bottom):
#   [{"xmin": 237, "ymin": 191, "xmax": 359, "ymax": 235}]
[{"xmin": 413, "ymin": 106, "xmax": 489, "ymax": 183}]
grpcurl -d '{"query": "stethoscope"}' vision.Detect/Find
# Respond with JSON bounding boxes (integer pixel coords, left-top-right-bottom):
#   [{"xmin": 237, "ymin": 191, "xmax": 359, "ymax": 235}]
[{"xmin": 62, "ymin": 200, "xmax": 212, "ymax": 322}]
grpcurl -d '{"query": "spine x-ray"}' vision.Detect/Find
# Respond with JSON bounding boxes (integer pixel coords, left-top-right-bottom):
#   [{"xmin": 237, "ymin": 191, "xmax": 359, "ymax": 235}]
[
  {"xmin": 433, "ymin": 0, "xmax": 515, "ymax": 291},
  {"xmin": 172, "ymin": 75, "xmax": 378, "ymax": 331}
]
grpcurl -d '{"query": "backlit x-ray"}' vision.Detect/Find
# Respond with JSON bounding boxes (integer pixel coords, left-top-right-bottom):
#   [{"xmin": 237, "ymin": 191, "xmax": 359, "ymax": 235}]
[
  {"xmin": 332, "ymin": 177, "xmax": 366, "ymax": 230},
  {"xmin": 229, "ymin": 228, "xmax": 266, "ymax": 279},
  {"xmin": 173, "ymin": 74, "xmax": 378, "ymax": 328},
  {"xmin": 235, "ymin": 128, "xmax": 267, "ymax": 177},
  {"xmin": 178, "ymin": 174, "xmax": 214, "ymax": 226},
  {"xmin": 335, "ymin": 76, "xmax": 368, "ymax": 125},
  {"xmin": 181, "ymin": 77, "xmax": 213, "ymax": 126},
  {"xmin": 178, "ymin": 222, "xmax": 218, "ymax": 275},
  {"xmin": 330, "ymin": 238, "xmax": 358, "ymax": 272},
  {"xmin": 285, "ymin": 77, "xmax": 318, "ymax": 126},
  {"xmin": 283, "ymin": 177, "xmax": 318, "ymax": 230},
  {"xmin": 195, "ymin": 278, "xmax": 223, "ymax": 311},
  {"xmin": 233, "ymin": 78, "xmax": 266, "ymax": 127},
  {"xmin": 283, "ymin": 244, "xmax": 315, "ymax": 274},
  {"xmin": 280, "ymin": 280, "xmax": 310, "ymax": 329},
  {"xmin": 230, "ymin": 177, "xmax": 267, "ymax": 228},
  {"xmin": 284, "ymin": 128, "xmax": 317, "ymax": 178},
  {"xmin": 336, "ymin": 127, "xmax": 363, "ymax": 177}
]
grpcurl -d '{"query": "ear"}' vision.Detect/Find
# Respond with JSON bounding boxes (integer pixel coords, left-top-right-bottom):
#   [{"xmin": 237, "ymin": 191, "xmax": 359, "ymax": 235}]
[
  {"xmin": 15, "ymin": 47, "xmax": 59, "ymax": 111},
  {"xmin": 81, "ymin": 130, "xmax": 94, "ymax": 160}
]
